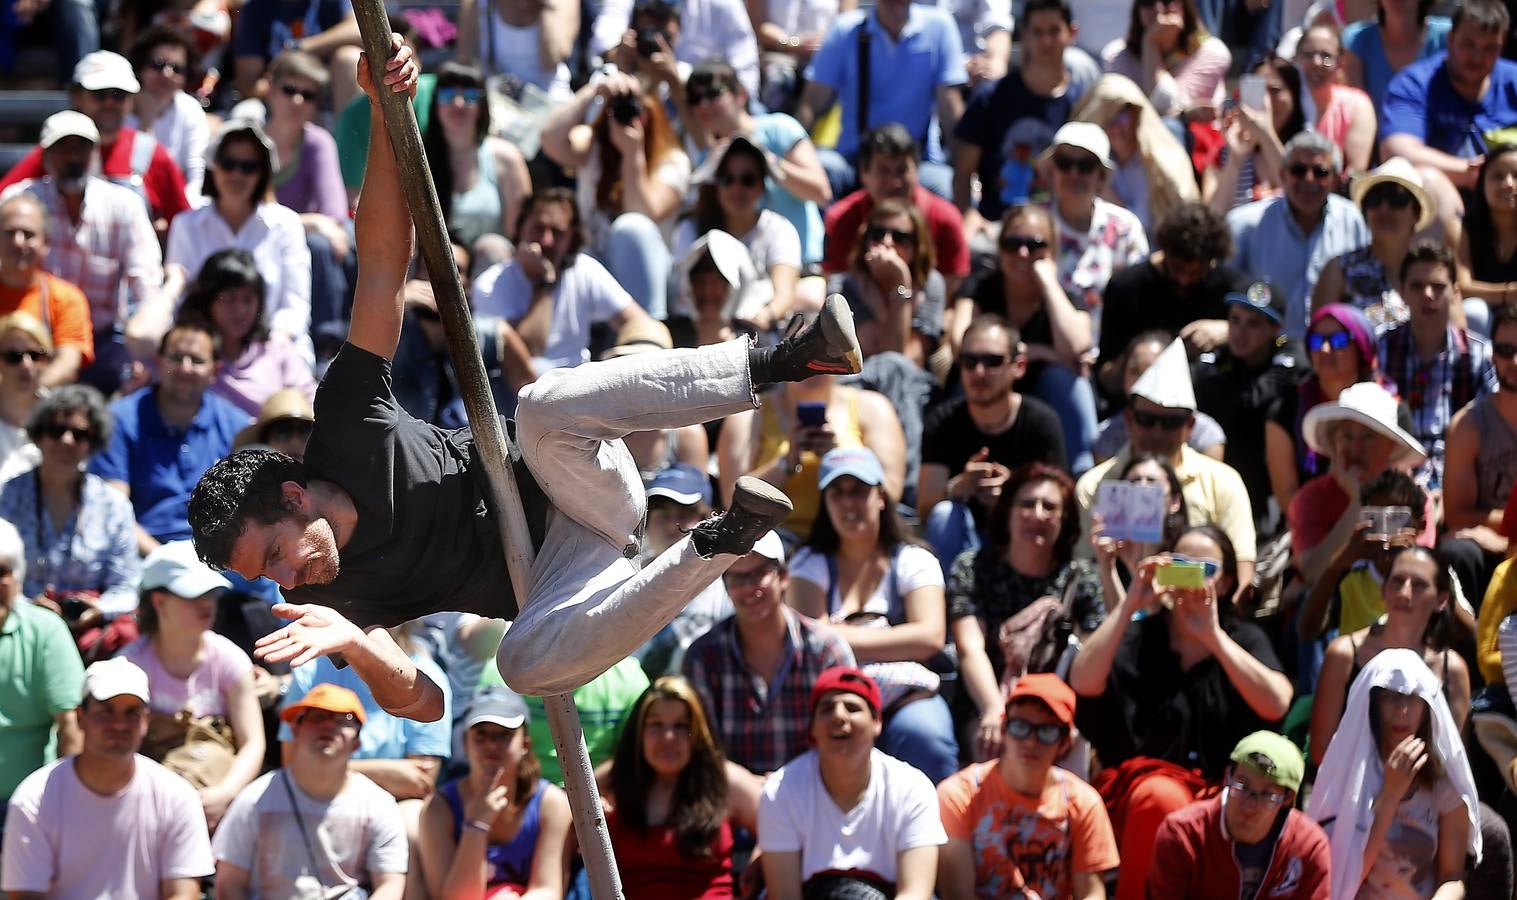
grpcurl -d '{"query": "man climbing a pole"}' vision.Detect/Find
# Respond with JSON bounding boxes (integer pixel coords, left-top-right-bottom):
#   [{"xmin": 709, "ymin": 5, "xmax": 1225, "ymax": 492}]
[{"xmin": 186, "ymin": 38, "xmax": 863, "ymax": 721}]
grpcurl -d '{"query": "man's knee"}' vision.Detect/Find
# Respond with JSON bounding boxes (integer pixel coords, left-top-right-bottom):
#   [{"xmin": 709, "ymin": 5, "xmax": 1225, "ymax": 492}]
[{"xmin": 494, "ymin": 635, "xmax": 586, "ymax": 697}]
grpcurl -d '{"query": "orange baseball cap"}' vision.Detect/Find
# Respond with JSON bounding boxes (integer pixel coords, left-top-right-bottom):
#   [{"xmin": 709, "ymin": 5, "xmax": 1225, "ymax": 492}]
[{"xmin": 280, "ymin": 683, "xmax": 368, "ymax": 726}]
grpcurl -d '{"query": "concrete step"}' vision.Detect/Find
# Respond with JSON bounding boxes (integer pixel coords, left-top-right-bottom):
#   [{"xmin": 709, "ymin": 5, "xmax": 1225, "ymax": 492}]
[
  {"xmin": 0, "ymin": 91, "xmax": 67, "ymax": 127},
  {"xmin": 0, "ymin": 143, "xmax": 35, "ymax": 174}
]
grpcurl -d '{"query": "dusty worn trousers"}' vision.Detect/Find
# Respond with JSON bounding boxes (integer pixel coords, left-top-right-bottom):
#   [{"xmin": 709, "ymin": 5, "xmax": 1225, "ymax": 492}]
[{"xmin": 495, "ymin": 338, "xmax": 756, "ymax": 695}]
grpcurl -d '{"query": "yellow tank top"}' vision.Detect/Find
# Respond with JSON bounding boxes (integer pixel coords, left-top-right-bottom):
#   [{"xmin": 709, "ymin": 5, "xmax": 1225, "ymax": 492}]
[{"xmin": 755, "ymin": 388, "xmax": 866, "ymax": 539}]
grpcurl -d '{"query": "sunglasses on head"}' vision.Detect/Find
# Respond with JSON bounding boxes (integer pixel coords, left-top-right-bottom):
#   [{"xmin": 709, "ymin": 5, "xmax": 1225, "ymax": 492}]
[
  {"xmin": 149, "ymin": 56, "xmax": 187, "ymax": 76},
  {"xmin": 279, "ymin": 83, "xmax": 319, "ymax": 102},
  {"xmin": 1307, "ymin": 330, "xmax": 1354, "ymax": 354},
  {"xmin": 1493, "ymin": 341, "xmax": 1517, "ymax": 360},
  {"xmin": 1288, "ymin": 162, "xmax": 1333, "ymax": 181},
  {"xmin": 866, "ymin": 225, "xmax": 915, "ymax": 245},
  {"xmin": 40, "ymin": 423, "xmax": 93, "ymax": 443},
  {"xmin": 0, "ymin": 348, "xmax": 49, "ymax": 365},
  {"xmin": 1006, "ymin": 717, "xmax": 1067, "ymax": 745},
  {"xmin": 1363, "ymin": 184, "xmax": 1415, "ymax": 210},
  {"xmin": 716, "ymin": 171, "xmax": 762, "ymax": 188},
  {"xmin": 437, "ymin": 86, "xmax": 483, "ymax": 106},
  {"xmin": 1133, "ymin": 409, "xmax": 1190, "ymax": 430},
  {"xmin": 959, "ymin": 351, "xmax": 1009, "ymax": 370},
  {"xmin": 1000, "ymin": 234, "xmax": 1048, "ymax": 253},
  {"xmin": 686, "ymin": 83, "xmax": 729, "ymax": 105},
  {"xmin": 1053, "ymin": 154, "xmax": 1100, "ymax": 175},
  {"xmin": 217, "ymin": 157, "xmax": 261, "ymax": 176}
]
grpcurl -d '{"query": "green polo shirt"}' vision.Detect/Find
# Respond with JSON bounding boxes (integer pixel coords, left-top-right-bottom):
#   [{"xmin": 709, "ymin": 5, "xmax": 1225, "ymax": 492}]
[{"xmin": 0, "ymin": 604, "xmax": 85, "ymax": 801}]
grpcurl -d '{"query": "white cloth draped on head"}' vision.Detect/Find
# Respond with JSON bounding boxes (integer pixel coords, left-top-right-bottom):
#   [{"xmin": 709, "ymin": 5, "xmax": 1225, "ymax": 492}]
[{"xmin": 1306, "ymin": 647, "xmax": 1481, "ymax": 899}]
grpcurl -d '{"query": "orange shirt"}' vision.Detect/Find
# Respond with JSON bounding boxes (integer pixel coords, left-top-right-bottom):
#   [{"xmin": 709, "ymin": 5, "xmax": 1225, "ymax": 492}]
[{"xmin": 0, "ymin": 273, "xmax": 96, "ymax": 366}]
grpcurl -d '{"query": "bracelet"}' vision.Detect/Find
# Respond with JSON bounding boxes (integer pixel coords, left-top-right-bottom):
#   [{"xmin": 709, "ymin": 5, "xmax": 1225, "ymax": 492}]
[{"xmin": 465, "ymin": 818, "xmax": 493, "ymax": 833}]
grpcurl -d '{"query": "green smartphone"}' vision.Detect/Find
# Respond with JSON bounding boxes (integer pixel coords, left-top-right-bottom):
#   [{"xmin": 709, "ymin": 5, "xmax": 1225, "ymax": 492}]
[{"xmin": 1155, "ymin": 560, "xmax": 1207, "ymax": 589}]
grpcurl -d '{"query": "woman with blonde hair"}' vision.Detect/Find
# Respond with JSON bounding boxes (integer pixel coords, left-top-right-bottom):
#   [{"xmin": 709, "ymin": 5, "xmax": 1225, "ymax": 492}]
[
  {"xmin": 1074, "ymin": 73, "xmax": 1200, "ymax": 234},
  {"xmin": 0, "ymin": 312, "xmax": 53, "ymax": 482}
]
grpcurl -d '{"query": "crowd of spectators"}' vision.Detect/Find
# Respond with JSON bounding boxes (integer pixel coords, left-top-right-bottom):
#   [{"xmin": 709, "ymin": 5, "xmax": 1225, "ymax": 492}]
[{"xmin": 10, "ymin": 0, "xmax": 1517, "ymax": 894}]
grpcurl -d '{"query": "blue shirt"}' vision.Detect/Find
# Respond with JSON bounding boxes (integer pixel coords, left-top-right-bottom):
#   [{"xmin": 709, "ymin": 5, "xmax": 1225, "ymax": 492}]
[
  {"xmin": 0, "ymin": 469, "xmax": 141, "ymax": 617},
  {"xmin": 1381, "ymin": 51, "xmax": 1517, "ymax": 156},
  {"xmin": 750, "ymin": 113, "xmax": 825, "ymax": 265},
  {"xmin": 805, "ymin": 5, "xmax": 968, "ymax": 161},
  {"xmin": 278, "ymin": 652, "xmax": 453, "ymax": 760},
  {"xmin": 89, "ymin": 387, "xmax": 250, "ymax": 543},
  {"xmin": 1227, "ymin": 193, "xmax": 1369, "ymax": 340},
  {"xmin": 1342, "ymin": 16, "xmax": 1450, "ymax": 110}
]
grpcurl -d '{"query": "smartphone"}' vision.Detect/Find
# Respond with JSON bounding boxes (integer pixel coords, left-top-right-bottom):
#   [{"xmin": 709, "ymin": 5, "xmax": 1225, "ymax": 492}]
[
  {"xmin": 797, "ymin": 401, "xmax": 827, "ymax": 428},
  {"xmin": 1360, "ymin": 505, "xmax": 1415, "ymax": 536},
  {"xmin": 1239, "ymin": 74, "xmax": 1268, "ymax": 111},
  {"xmin": 1155, "ymin": 560, "xmax": 1208, "ymax": 589}
]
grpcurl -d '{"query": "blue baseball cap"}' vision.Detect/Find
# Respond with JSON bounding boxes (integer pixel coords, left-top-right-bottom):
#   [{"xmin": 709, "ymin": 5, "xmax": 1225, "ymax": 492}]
[
  {"xmin": 646, "ymin": 463, "xmax": 712, "ymax": 507},
  {"xmin": 1224, "ymin": 281, "xmax": 1286, "ymax": 325},
  {"xmin": 818, "ymin": 447, "xmax": 885, "ymax": 491}
]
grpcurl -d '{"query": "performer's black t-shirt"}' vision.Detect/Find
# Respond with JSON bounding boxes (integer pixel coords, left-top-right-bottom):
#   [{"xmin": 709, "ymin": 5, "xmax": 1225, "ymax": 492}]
[{"xmin": 289, "ymin": 343, "xmax": 518, "ymax": 629}]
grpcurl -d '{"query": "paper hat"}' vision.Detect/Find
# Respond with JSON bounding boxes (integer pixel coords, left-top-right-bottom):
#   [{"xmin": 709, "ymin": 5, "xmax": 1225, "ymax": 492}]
[{"xmin": 1129, "ymin": 337, "xmax": 1196, "ymax": 411}]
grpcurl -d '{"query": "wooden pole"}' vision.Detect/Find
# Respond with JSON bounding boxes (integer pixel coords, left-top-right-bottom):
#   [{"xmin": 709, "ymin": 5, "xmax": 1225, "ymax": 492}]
[{"xmin": 345, "ymin": 8, "xmax": 624, "ymax": 898}]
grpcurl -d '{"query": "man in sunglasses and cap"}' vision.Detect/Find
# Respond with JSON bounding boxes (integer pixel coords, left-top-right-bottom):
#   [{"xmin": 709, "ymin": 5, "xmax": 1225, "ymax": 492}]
[
  {"xmin": 937, "ymin": 673, "xmax": 1118, "ymax": 900},
  {"xmin": 1147, "ymin": 731, "xmax": 1331, "ymax": 899}
]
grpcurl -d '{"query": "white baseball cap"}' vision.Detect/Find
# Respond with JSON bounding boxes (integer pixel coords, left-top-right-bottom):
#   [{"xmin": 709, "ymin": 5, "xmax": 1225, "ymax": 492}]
[
  {"xmin": 84, "ymin": 657, "xmax": 151, "ymax": 704},
  {"xmin": 750, "ymin": 530, "xmax": 785, "ymax": 564},
  {"xmin": 72, "ymin": 51, "xmax": 141, "ymax": 93},
  {"xmin": 1040, "ymin": 121, "xmax": 1113, "ymax": 169},
  {"xmin": 39, "ymin": 111, "xmax": 99, "ymax": 149},
  {"xmin": 139, "ymin": 540, "xmax": 231, "ymax": 598}
]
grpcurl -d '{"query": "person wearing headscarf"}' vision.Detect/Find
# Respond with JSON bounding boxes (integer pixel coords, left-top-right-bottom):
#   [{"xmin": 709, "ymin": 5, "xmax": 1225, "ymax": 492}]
[{"xmin": 1073, "ymin": 74, "xmax": 1200, "ymax": 234}]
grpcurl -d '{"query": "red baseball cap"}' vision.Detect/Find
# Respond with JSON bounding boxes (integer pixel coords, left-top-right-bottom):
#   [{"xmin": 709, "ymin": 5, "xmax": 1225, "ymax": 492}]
[
  {"xmin": 1005, "ymin": 673, "xmax": 1077, "ymax": 727},
  {"xmin": 810, "ymin": 667, "xmax": 882, "ymax": 718}
]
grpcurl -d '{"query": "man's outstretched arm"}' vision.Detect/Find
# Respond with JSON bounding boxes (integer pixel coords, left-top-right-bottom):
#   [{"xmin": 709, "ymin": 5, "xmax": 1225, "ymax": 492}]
[{"xmin": 349, "ymin": 35, "xmax": 419, "ymax": 363}]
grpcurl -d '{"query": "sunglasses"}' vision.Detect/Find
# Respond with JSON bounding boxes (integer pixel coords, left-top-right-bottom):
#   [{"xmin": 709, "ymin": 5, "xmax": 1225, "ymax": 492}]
[
  {"xmin": 716, "ymin": 171, "xmax": 762, "ymax": 188},
  {"xmin": 40, "ymin": 423, "xmax": 93, "ymax": 443},
  {"xmin": 1493, "ymin": 342, "xmax": 1517, "ymax": 360},
  {"xmin": 959, "ymin": 351, "xmax": 1009, "ymax": 370},
  {"xmin": 0, "ymin": 348, "xmax": 49, "ymax": 365},
  {"xmin": 265, "ymin": 420, "xmax": 314, "ymax": 442},
  {"xmin": 1006, "ymin": 717, "xmax": 1067, "ymax": 745},
  {"xmin": 1132, "ymin": 410, "xmax": 1191, "ymax": 430},
  {"xmin": 149, "ymin": 56, "xmax": 187, "ymax": 76},
  {"xmin": 686, "ymin": 83, "xmax": 729, "ymax": 105},
  {"xmin": 1297, "ymin": 50, "xmax": 1337, "ymax": 66},
  {"xmin": 279, "ymin": 83, "xmax": 319, "ymax": 102},
  {"xmin": 1307, "ymin": 331, "xmax": 1354, "ymax": 354},
  {"xmin": 866, "ymin": 225, "xmax": 916, "ymax": 245},
  {"xmin": 1000, "ymin": 234, "xmax": 1049, "ymax": 253},
  {"xmin": 217, "ymin": 157, "xmax": 261, "ymax": 176},
  {"xmin": 1287, "ymin": 162, "xmax": 1333, "ymax": 181},
  {"xmin": 1053, "ymin": 154, "xmax": 1100, "ymax": 174},
  {"xmin": 437, "ymin": 86, "xmax": 484, "ymax": 106},
  {"xmin": 89, "ymin": 88, "xmax": 130, "ymax": 103},
  {"xmin": 1227, "ymin": 779, "xmax": 1288, "ymax": 806},
  {"xmin": 1363, "ymin": 184, "xmax": 1415, "ymax": 210}
]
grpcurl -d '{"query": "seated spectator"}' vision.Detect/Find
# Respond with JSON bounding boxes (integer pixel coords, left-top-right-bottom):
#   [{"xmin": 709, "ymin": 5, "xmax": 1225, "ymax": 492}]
[
  {"xmin": 1093, "ymin": 329, "xmax": 1227, "ymax": 465},
  {"xmin": 417, "ymin": 688, "xmax": 571, "ymax": 899},
  {"xmin": 1308, "ymin": 648, "xmax": 1482, "ymax": 900},
  {"xmin": 1379, "ymin": 242, "xmax": 1496, "ymax": 491},
  {"xmin": 396, "ymin": 274, "xmax": 528, "ymax": 428},
  {"xmin": 601, "ymin": 676, "xmax": 762, "ymax": 899},
  {"xmin": 1226, "ymin": 130, "xmax": 1368, "ymax": 339},
  {"xmin": 1069, "ymin": 524, "xmax": 1292, "ymax": 900},
  {"xmin": 675, "ymin": 137, "xmax": 802, "ymax": 334},
  {"xmin": 636, "ymin": 464, "xmax": 732, "ymax": 677},
  {"xmin": 332, "ymin": 26, "xmax": 433, "ymax": 206},
  {"xmin": 1193, "ymin": 283, "xmax": 1307, "ymax": 532},
  {"xmin": 1296, "ymin": 23, "xmax": 1377, "ymax": 175},
  {"xmin": 670, "ymin": 230, "xmax": 763, "ymax": 348},
  {"xmin": 0, "ymin": 519, "xmax": 84, "ymax": 827},
  {"xmin": 757, "ymin": 667, "xmax": 946, "ymax": 899},
  {"xmin": 719, "ymin": 369, "xmax": 906, "ymax": 540},
  {"xmin": 454, "ymin": 0, "xmax": 577, "ymax": 101},
  {"xmin": 1097, "ymin": 201, "xmax": 1249, "ymax": 387},
  {"xmin": 743, "ymin": 0, "xmax": 837, "ymax": 109},
  {"xmin": 683, "ymin": 532, "xmax": 856, "ymax": 775},
  {"xmin": 230, "ymin": 0, "xmax": 362, "ymax": 110},
  {"xmin": 937, "ymin": 674, "xmax": 1119, "ymax": 899},
  {"xmin": 125, "ymin": 26, "xmax": 209, "ymax": 203},
  {"xmin": 163, "ymin": 118, "xmax": 312, "ymax": 360},
  {"xmin": 539, "ymin": 70, "xmax": 690, "ymax": 318},
  {"xmin": 1042, "ymin": 122, "xmax": 1150, "ymax": 308},
  {"xmin": 1342, "ymin": 0, "xmax": 1451, "ymax": 109},
  {"xmin": 947, "ymin": 465, "xmax": 1104, "ymax": 762},
  {"xmin": 788, "ymin": 447, "xmax": 957, "ymax": 783},
  {"xmin": 0, "ymin": 0, "xmax": 96, "ymax": 83},
  {"xmin": 1147, "ymin": 731, "xmax": 1331, "ymax": 898},
  {"xmin": 796, "ymin": 0, "xmax": 967, "ymax": 200},
  {"xmin": 3, "ymin": 112, "xmax": 164, "ymax": 393},
  {"xmin": 1090, "ymin": 453, "xmax": 1190, "ymax": 604},
  {"xmin": 1456, "ymin": 145, "xmax": 1517, "ymax": 316},
  {"xmin": 919, "ymin": 316, "xmax": 1068, "ymax": 568},
  {"xmin": 1076, "ymin": 337, "xmax": 1258, "ymax": 593},
  {"xmin": 824, "ymin": 125, "xmax": 970, "ymax": 299},
  {"xmin": 0, "ymin": 51, "xmax": 191, "ymax": 233},
  {"xmin": 680, "ymin": 60, "xmax": 831, "ymax": 269},
  {"xmin": 1, "ymin": 657, "xmax": 215, "ymax": 898},
  {"xmin": 827, "ymin": 199, "xmax": 944, "ymax": 367},
  {"xmin": 600, "ymin": 0, "xmax": 761, "ymax": 99},
  {"xmin": 0, "ymin": 386, "xmax": 139, "ymax": 629},
  {"xmin": 1204, "ymin": 56, "xmax": 1304, "ymax": 213},
  {"xmin": 956, "ymin": 203, "xmax": 1097, "ymax": 471},
  {"xmin": 422, "ymin": 61, "xmax": 531, "ymax": 274},
  {"xmin": 212, "ymin": 683, "xmax": 408, "ymax": 899},
  {"xmin": 177, "ymin": 248, "xmax": 317, "ymax": 417},
  {"xmin": 91, "ymin": 320, "xmax": 251, "ymax": 552},
  {"xmin": 0, "ymin": 314, "xmax": 51, "ymax": 482},
  {"xmin": 1312, "ymin": 156, "xmax": 1432, "ymax": 333},
  {"xmin": 471, "ymin": 188, "xmax": 650, "ymax": 377},
  {"xmin": 1099, "ymin": 0, "xmax": 1230, "ymax": 121},
  {"xmin": 121, "ymin": 541, "xmax": 266, "ymax": 830},
  {"xmin": 0, "ymin": 190, "xmax": 95, "ymax": 386},
  {"xmin": 1072, "ymin": 74, "xmax": 1200, "ymax": 235},
  {"xmin": 233, "ymin": 387, "xmax": 315, "ymax": 459}
]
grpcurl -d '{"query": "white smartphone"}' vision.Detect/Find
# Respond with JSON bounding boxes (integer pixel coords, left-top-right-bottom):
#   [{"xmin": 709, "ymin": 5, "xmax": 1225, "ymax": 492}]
[{"xmin": 1240, "ymin": 74, "xmax": 1268, "ymax": 111}]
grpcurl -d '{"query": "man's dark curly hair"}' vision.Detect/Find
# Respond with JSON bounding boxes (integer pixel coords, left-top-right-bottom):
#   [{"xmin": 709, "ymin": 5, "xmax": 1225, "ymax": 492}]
[
  {"xmin": 1155, "ymin": 201, "xmax": 1233, "ymax": 264},
  {"xmin": 188, "ymin": 449, "xmax": 309, "ymax": 569}
]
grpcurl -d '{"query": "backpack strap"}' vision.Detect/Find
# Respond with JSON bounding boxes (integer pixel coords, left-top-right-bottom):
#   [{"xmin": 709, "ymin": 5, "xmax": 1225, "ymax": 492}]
[
  {"xmin": 855, "ymin": 15, "xmax": 871, "ymax": 142},
  {"xmin": 129, "ymin": 132, "xmax": 157, "ymax": 180}
]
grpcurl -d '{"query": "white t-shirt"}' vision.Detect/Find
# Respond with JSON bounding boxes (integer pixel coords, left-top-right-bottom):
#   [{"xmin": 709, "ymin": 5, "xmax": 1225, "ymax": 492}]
[
  {"xmin": 164, "ymin": 200, "xmax": 313, "ymax": 342},
  {"xmin": 211, "ymin": 770, "xmax": 408, "ymax": 898},
  {"xmin": 2, "ymin": 756, "xmax": 214, "ymax": 898},
  {"xmin": 121, "ymin": 631, "xmax": 253, "ymax": 718},
  {"xmin": 1355, "ymin": 776, "xmax": 1466, "ymax": 900},
  {"xmin": 471, "ymin": 253, "xmax": 634, "ymax": 372},
  {"xmin": 758, "ymin": 748, "xmax": 946, "ymax": 884},
  {"xmin": 672, "ymin": 210, "xmax": 802, "ymax": 278},
  {"xmin": 789, "ymin": 544, "xmax": 944, "ymax": 623}
]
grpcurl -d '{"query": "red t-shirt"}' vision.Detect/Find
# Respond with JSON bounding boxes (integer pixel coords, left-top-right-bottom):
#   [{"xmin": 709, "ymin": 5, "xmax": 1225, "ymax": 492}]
[
  {"xmin": 608, "ymin": 809, "xmax": 734, "ymax": 899},
  {"xmin": 0, "ymin": 128, "xmax": 190, "ymax": 224},
  {"xmin": 822, "ymin": 184, "xmax": 970, "ymax": 279}
]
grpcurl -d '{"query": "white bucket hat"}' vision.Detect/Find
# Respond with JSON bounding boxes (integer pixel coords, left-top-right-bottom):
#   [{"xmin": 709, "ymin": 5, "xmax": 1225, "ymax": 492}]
[{"xmin": 1302, "ymin": 381, "xmax": 1426, "ymax": 467}]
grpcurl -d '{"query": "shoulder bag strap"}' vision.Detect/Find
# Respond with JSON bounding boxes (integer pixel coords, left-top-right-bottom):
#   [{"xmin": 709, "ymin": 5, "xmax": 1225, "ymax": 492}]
[
  {"xmin": 856, "ymin": 15, "xmax": 870, "ymax": 142},
  {"xmin": 282, "ymin": 770, "xmax": 330, "ymax": 889}
]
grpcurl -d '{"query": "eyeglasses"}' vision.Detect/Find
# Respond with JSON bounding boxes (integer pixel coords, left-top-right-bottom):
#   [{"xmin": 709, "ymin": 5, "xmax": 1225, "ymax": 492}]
[
  {"xmin": 686, "ymin": 83, "xmax": 729, "ymax": 105},
  {"xmin": 279, "ymin": 83, "xmax": 319, "ymax": 102},
  {"xmin": 162, "ymin": 351, "xmax": 211, "ymax": 367},
  {"xmin": 865, "ymin": 225, "xmax": 916, "ymax": 245},
  {"xmin": 437, "ymin": 86, "xmax": 484, "ymax": 106},
  {"xmin": 40, "ymin": 423, "xmax": 93, "ymax": 443},
  {"xmin": 149, "ymin": 56, "xmax": 187, "ymax": 76},
  {"xmin": 89, "ymin": 88, "xmax": 130, "ymax": 103},
  {"xmin": 1053, "ymin": 154, "xmax": 1100, "ymax": 174},
  {"xmin": 217, "ymin": 157, "xmax": 261, "ymax": 176},
  {"xmin": 999, "ymin": 234, "xmax": 1049, "ymax": 254},
  {"xmin": 0, "ymin": 348, "xmax": 49, "ymax": 365},
  {"xmin": 1006, "ymin": 717, "xmax": 1067, "ymax": 745},
  {"xmin": 716, "ymin": 171, "xmax": 762, "ymax": 188},
  {"xmin": 1132, "ymin": 410, "xmax": 1191, "ymax": 430},
  {"xmin": 1363, "ymin": 184, "xmax": 1416, "ymax": 210},
  {"xmin": 723, "ymin": 565, "xmax": 779, "ymax": 588},
  {"xmin": 1287, "ymin": 162, "xmax": 1333, "ymax": 181},
  {"xmin": 1227, "ymin": 780, "xmax": 1288, "ymax": 806},
  {"xmin": 1306, "ymin": 331, "xmax": 1354, "ymax": 354},
  {"xmin": 959, "ymin": 351, "xmax": 1009, "ymax": 370},
  {"xmin": 1493, "ymin": 341, "xmax": 1517, "ymax": 360},
  {"xmin": 1297, "ymin": 50, "xmax": 1337, "ymax": 65}
]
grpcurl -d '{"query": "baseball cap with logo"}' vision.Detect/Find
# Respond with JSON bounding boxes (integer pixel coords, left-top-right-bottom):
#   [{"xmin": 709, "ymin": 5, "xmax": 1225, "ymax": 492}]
[
  {"xmin": 1229, "ymin": 731, "xmax": 1305, "ymax": 793},
  {"xmin": 1225, "ymin": 282, "xmax": 1287, "ymax": 326}
]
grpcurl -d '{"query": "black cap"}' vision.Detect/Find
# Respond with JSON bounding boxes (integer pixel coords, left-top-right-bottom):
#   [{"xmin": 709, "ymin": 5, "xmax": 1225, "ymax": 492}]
[{"xmin": 1224, "ymin": 282, "xmax": 1286, "ymax": 326}]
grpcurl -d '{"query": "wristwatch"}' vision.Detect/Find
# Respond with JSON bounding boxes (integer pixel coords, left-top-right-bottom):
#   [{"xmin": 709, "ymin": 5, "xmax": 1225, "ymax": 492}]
[{"xmin": 894, "ymin": 285, "xmax": 913, "ymax": 302}]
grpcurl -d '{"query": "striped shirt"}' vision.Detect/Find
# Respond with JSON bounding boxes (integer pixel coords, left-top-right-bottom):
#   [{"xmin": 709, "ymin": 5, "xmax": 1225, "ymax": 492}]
[{"xmin": 1378, "ymin": 322, "xmax": 1496, "ymax": 491}]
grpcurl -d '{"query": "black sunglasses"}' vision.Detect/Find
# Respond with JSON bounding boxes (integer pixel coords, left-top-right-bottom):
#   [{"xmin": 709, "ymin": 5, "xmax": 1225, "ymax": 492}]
[
  {"xmin": 959, "ymin": 352, "xmax": 1009, "ymax": 370},
  {"xmin": 89, "ymin": 88, "xmax": 130, "ymax": 103},
  {"xmin": 279, "ymin": 83, "xmax": 319, "ymax": 102},
  {"xmin": 866, "ymin": 225, "xmax": 916, "ymax": 245},
  {"xmin": 1053, "ymin": 154, "xmax": 1100, "ymax": 175},
  {"xmin": 149, "ymin": 56, "xmax": 187, "ymax": 76},
  {"xmin": 1287, "ymin": 162, "xmax": 1333, "ymax": 180},
  {"xmin": 686, "ymin": 83, "xmax": 730, "ymax": 105},
  {"xmin": 1363, "ymin": 184, "xmax": 1415, "ymax": 210},
  {"xmin": 265, "ymin": 420, "xmax": 314, "ymax": 441},
  {"xmin": 1006, "ymin": 717, "xmax": 1067, "ymax": 745},
  {"xmin": 716, "ymin": 171, "xmax": 762, "ymax": 188},
  {"xmin": 217, "ymin": 157, "xmax": 261, "ymax": 175},
  {"xmin": 999, "ymin": 234, "xmax": 1048, "ymax": 253},
  {"xmin": 1132, "ymin": 410, "xmax": 1191, "ymax": 430},
  {"xmin": 40, "ymin": 423, "xmax": 94, "ymax": 443},
  {"xmin": 0, "ymin": 348, "xmax": 49, "ymax": 365}
]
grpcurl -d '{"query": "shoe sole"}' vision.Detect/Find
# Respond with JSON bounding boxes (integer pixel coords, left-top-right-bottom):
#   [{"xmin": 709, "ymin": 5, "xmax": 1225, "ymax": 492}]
[
  {"xmin": 812, "ymin": 295, "xmax": 863, "ymax": 375},
  {"xmin": 731, "ymin": 476, "xmax": 794, "ymax": 523}
]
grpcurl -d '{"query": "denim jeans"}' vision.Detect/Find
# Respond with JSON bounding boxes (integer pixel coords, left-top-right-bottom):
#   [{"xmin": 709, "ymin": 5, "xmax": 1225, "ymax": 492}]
[
  {"xmin": 924, "ymin": 499, "xmax": 982, "ymax": 578},
  {"xmin": 1027, "ymin": 362, "xmax": 1098, "ymax": 474},
  {"xmin": 878, "ymin": 693, "xmax": 959, "ymax": 784},
  {"xmin": 306, "ymin": 228, "xmax": 348, "ymax": 338},
  {"xmin": 602, "ymin": 212, "xmax": 669, "ymax": 319}
]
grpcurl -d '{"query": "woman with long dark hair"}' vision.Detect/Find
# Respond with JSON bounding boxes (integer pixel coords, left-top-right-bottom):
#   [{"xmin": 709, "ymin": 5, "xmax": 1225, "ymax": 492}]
[
  {"xmin": 1091, "ymin": 453, "xmax": 1189, "ymax": 608},
  {"xmin": 827, "ymin": 198, "xmax": 943, "ymax": 367},
  {"xmin": 1206, "ymin": 56, "xmax": 1305, "ymax": 212},
  {"xmin": 1100, "ymin": 0, "xmax": 1231, "ymax": 121},
  {"xmin": 1457, "ymin": 144, "xmax": 1517, "ymax": 331}
]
